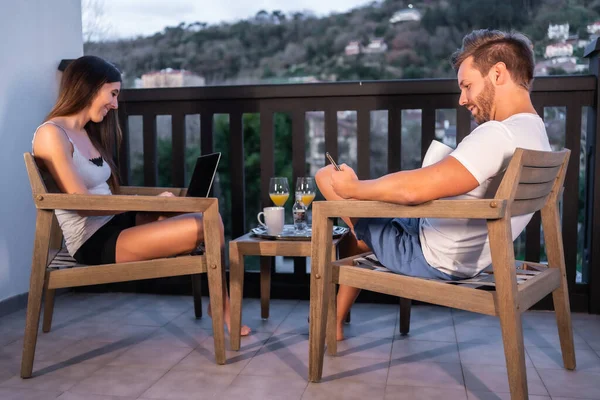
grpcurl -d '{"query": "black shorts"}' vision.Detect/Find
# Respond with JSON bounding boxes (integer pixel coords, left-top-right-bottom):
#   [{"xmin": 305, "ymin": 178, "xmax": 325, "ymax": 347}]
[{"xmin": 73, "ymin": 212, "xmax": 138, "ymax": 265}]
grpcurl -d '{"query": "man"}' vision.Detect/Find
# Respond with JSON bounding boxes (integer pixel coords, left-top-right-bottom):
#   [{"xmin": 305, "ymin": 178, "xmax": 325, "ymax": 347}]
[{"xmin": 315, "ymin": 29, "xmax": 552, "ymax": 341}]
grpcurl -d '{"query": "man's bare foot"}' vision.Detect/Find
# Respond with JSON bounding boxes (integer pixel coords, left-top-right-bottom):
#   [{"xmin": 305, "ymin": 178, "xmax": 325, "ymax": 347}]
[{"xmin": 207, "ymin": 303, "xmax": 251, "ymax": 336}]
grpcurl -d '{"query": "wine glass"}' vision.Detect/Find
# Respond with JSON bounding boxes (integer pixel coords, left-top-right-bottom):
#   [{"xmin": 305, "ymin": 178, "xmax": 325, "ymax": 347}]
[
  {"xmin": 269, "ymin": 177, "xmax": 290, "ymax": 207},
  {"xmin": 296, "ymin": 176, "xmax": 316, "ymax": 208}
]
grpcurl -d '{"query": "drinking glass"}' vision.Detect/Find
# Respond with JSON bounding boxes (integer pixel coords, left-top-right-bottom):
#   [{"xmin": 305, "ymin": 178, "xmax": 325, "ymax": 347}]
[
  {"xmin": 295, "ymin": 177, "xmax": 316, "ymax": 207},
  {"xmin": 269, "ymin": 177, "xmax": 290, "ymax": 206}
]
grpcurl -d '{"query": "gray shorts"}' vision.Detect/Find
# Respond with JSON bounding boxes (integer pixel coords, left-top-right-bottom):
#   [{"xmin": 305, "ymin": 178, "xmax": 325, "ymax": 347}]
[{"xmin": 353, "ymin": 218, "xmax": 460, "ymax": 281}]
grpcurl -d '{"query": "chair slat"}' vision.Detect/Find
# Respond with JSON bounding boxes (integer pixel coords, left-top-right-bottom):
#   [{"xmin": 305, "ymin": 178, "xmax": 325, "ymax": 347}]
[
  {"xmin": 520, "ymin": 166, "xmax": 561, "ymax": 184},
  {"xmin": 521, "ymin": 149, "xmax": 569, "ymax": 168},
  {"xmin": 511, "ymin": 196, "xmax": 549, "ymax": 216},
  {"xmin": 514, "ymin": 181, "xmax": 554, "ymax": 200}
]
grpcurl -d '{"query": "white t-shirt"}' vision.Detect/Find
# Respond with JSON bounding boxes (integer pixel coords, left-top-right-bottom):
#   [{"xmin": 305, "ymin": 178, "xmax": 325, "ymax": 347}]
[{"xmin": 419, "ymin": 113, "xmax": 552, "ymax": 278}]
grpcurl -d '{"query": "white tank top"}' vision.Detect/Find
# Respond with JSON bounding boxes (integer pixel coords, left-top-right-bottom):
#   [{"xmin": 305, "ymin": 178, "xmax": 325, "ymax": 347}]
[{"xmin": 32, "ymin": 121, "xmax": 114, "ymax": 257}]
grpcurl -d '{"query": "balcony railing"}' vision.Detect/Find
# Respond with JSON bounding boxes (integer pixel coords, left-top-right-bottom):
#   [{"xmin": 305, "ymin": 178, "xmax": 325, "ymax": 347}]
[{"xmin": 71, "ymin": 39, "xmax": 600, "ymax": 313}]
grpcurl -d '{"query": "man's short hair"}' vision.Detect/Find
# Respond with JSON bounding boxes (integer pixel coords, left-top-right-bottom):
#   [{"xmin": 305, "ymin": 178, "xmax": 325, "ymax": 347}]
[{"xmin": 451, "ymin": 29, "xmax": 535, "ymax": 91}]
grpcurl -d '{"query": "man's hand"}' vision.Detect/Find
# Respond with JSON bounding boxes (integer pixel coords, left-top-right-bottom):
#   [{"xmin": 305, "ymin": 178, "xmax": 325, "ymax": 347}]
[
  {"xmin": 330, "ymin": 163, "xmax": 359, "ymax": 199},
  {"xmin": 158, "ymin": 191, "xmax": 176, "ymax": 197}
]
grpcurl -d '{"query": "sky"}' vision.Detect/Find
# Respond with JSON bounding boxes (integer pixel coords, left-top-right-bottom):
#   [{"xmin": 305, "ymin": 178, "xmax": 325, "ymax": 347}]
[{"xmin": 97, "ymin": 0, "xmax": 374, "ymax": 39}]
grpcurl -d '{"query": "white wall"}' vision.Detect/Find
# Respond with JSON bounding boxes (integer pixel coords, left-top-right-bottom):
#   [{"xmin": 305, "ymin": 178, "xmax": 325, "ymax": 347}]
[{"xmin": 0, "ymin": 1, "xmax": 82, "ymax": 303}]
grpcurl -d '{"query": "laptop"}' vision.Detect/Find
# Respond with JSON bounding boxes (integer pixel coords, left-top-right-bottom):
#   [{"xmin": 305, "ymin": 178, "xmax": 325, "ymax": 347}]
[{"xmin": 186, "ymin": 152, "xmax": 221, "ymax": 197}]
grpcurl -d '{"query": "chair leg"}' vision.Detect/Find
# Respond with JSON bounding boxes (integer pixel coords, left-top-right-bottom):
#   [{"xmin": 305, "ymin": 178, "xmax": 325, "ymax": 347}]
[
  {"xmin": 229, "ymin": 242, "xmax": 244, "ymax": 351},
  {"xmin": 399, "ymin": 297, "xmax": 411, "ymax": 335},
  {"xmin": 488, "ymin": 219, "xmax": 528, "ymax": 400},
  {"xmin": 326, "ymin": 283, "xmax": 337, "ymax": 356},
  {"xmin": 541, "ymin": 205, "xmax": 576, "ymax": 370},
  {"xmin": 42, "ymin": 288, "xmax": 55, "ymax": 333},
  {"xmin": 552, "ymin": 286, "xmax": 576, "ymax": 370},
  {"xmin": 21, "ymin": 210, "xmax": 53, "ymax": 378},
  {"xmin": 308, "ymin": 214, "xmax": 334, "ymax": 382},
  {"xmin": 191, "ymin": 274, "xmax": 202, "ymax": 319},
  {"xmin": 260, "ymin": 257, "xmax": 271, "ymax": 320}
]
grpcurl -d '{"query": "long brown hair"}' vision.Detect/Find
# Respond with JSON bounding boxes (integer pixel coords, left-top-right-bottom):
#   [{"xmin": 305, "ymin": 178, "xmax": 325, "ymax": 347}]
[{"xmin": 46, "ymin": 56, "xmax": 123, "ymax": 191}]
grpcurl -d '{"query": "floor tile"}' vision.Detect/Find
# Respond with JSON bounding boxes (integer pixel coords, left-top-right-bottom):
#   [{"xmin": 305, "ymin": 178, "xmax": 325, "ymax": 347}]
[
  {"xmin": 527, "ymin": 346, "xmax": 600, "ymax": 372},
  {"xmin": 465, "ymin": 390, "xmax": 550, "ymax": 399},
  {"xmin": 393, "ymin": 319, "xmax": 457, "ymax": 342},
  {"xmin": 391, "ymin": 339, "xmax": 460, "ymax": 363},
  {"xmin": 334, "ymin": 336, "xmax": 393, "ymax": 360},
  {"xmin": 462, "ymin": 364, "xmax": 548, "ymax": 396},
  {"xmin": 303, "ymin": 380, "xmax": 385, "ymax": 400},
  {"xmin": 321, "ymin": 355, "xmax": 390, "ymax": 385},
  {"xmin": 385, "ymin": 385, "xmax": 467, "ymax": 399},
  {"xmin": 223, "ymin": 374, "xmax": 307, "ymax": 400},
  {"xmin": 537, "ymin": 368, "xmax": 600, "ymax": 399},
  {"xmin": 0, "ymin": 387, "xmax": 63, "ymax": 400},
  {"xmin": 458, "ymin": 342, "xmax": 534, "ymax": 367},
  {"xmin": 69, "ymin": 365, "xmax": 169, "ymax": 397},
  {"xmin": 0, "ymin": 363, "xmax": 101, "ymax": 393},
  {"xmin": 108, "ymin": 342, "xmax": 192, "ymax": 369},
  {"xmin": 387, "ymin": 361, "xmax": 464, "ymax": 389},
  {"xmin": 56, "ymin": 391, "xmax": 137, "ymax": 400},
  {"xmin": 139, "ymin": 369, "xmax": 236, "ymax": 399},
  {"xmin": 173, "ymin": 332, "xmax": 269, "ymax": 374},
  {"xmin": 240, "ymin": 350, "xmax": 309, "ymax": 380}
]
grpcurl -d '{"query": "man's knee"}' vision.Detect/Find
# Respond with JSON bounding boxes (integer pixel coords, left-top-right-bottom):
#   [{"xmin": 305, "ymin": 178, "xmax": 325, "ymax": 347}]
[{"xmin": 315, "ymin": 165, "xmax": 334, "ymax": 193}]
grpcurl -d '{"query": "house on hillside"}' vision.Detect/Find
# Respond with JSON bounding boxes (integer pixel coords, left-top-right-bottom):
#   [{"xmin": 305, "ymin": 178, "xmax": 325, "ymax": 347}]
[
  {"xmin": 547, "ymin": 23, "xmax": 569, "ymax": 41},
  {"xmin": 344, "ymin": 41, "xmax": 361, "ymax": 56},
  {"xmin": 389, "ymin": 8, "xmax": 421, "ymax": 23},
  {"xmin": 545, "ymin": 43, "xmax": 573, "ymax": 59},
  {"xmin": 588, "ymin": 21, "xmax": 600, "ymax": 36},
  {"xmin": 140, "ymin": 68, "xmax": 205, "ymax": 88},
  {"xmin": 363, "ymin": 38, "xmax": 387, "ymax": 54}
]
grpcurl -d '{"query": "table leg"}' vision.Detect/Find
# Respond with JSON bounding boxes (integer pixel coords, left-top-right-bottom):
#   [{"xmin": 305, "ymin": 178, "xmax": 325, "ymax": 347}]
[
  {"xmin": 229, "ymin": 242, "xmax": 244, "ymax": 351},
  {"xmin": 260, "ymin": 256, "xmax": 272, "ymax": 319}
]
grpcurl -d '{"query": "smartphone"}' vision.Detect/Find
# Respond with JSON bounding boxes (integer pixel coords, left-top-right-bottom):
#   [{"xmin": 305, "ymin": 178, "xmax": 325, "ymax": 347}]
[{"xmin": 325, "ymin": 152, "xmax": 341, "ymax": 171}]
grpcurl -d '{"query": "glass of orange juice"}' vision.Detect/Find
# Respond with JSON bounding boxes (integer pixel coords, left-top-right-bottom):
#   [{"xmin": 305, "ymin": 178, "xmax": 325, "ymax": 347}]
[
  {"xmin": 269, "ymin": 177, "xmax": 290, "ymax": 206},
  {"xmin": 296, "ymin": 176, "xmax": 316, "ymax": 208}
]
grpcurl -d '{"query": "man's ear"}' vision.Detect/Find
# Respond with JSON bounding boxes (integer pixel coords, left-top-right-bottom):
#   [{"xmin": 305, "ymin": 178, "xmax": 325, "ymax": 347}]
[{"xmin": 490, "ymin": 62, "xmax": 509, "ymax": 86}]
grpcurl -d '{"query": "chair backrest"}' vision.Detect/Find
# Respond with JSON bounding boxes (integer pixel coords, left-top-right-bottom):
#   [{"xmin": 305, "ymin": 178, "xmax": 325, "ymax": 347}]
[
  {"xmin": 24, "ymin": 153, "xmax": 65, "ymax": 250},
  {"xmin": 493, "ymin": 148, "xmax": 570, "ymax": 217},
  {"xmin": 24, "ymin": 153, "xmax": 62, "ymax": 197}
]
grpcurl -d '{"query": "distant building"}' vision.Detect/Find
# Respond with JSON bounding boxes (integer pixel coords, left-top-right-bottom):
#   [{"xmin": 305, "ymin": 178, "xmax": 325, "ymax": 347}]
[
  {"xmin": 345, "ymin": 41, "xmax": 361, "ymax": 56},
  {"xmin": 141, "ymin": 68, "xmax": 205, "ymax": 88},
  {"xmin": 544, "ymin": 43, "xmax": 573, "ymax": 59},
  {"xmin": 363, "ymin": 38, "xmax": 388, "ymax": 54},
  {"xmin": 587, "ymin": 21, "xmax": 600, "ymax": 35},
  {"xmin": 547, "ymin": 23, "xmax": 569, "ymax": 41},
  {"xmin": 389, "ymin": 8, "xmax": 421, "ymax": 23},
  {"xmin": 535, "ymin": 57, "xmax": 588, "ymax": 75}
]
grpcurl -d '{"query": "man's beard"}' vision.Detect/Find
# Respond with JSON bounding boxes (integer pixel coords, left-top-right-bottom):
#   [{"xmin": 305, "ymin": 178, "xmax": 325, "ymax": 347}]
[{"xmin": 470, "ymin": 80, "xmax": 495, "ymax": 125}]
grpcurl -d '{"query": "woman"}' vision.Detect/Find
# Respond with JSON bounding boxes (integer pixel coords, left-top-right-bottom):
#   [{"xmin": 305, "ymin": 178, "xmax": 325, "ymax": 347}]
[{"xmin": 32, "ymin": 55, "xmax": 250, "ymax": 336}]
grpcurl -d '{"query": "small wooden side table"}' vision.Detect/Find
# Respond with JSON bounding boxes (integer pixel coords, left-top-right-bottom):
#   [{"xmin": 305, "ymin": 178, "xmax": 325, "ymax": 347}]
[{"xmin": 229, "ymin": 232, "xmax": 346, "ymax": 350}]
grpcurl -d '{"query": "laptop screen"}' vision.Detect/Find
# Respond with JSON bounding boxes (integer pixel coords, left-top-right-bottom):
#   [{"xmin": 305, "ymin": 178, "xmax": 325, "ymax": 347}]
[{"xmin": 186, "ymin": 152, "xmax": 221, "ymax": 197}]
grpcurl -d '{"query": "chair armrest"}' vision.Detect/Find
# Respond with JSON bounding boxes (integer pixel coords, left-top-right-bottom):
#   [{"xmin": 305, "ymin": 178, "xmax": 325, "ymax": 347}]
[
  {"xmin": 312, "ymin": 199, "xmax": 507, "ymax": 220},
  {"xmin": 33, "ymin": 193, "xmax": 217, "ymax": 213},
  {"xmin": 117, "ymin": 186, "xmax": 186, "ymax": 197}
]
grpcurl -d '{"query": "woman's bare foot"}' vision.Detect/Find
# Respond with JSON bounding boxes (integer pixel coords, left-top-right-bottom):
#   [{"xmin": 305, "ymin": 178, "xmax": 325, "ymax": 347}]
[{"xmin": 207, "ymin": 303, "xmax": 251, "ymax": 336}]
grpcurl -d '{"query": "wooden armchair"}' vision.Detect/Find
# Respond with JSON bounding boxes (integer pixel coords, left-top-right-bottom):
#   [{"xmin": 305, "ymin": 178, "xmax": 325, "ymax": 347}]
[
  {"xmin": 21, "ymin": 153, "xmax": 226, "ymax": 378},
  {"xmin": 308, "ymin": 148, "xmax": 575, "ymax": 400}
]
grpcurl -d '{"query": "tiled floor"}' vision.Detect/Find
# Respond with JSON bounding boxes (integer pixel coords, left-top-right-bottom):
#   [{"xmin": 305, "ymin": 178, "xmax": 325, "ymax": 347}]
[{"xmin": 0, "ymin": 292, "xmax": 599, "ymax": 399}]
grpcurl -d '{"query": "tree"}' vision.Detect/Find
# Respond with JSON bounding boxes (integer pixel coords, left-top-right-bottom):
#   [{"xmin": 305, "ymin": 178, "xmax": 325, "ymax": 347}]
[{"xmin": 81, "ymin": 0, "xmax": 112, "ymax": 43}]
